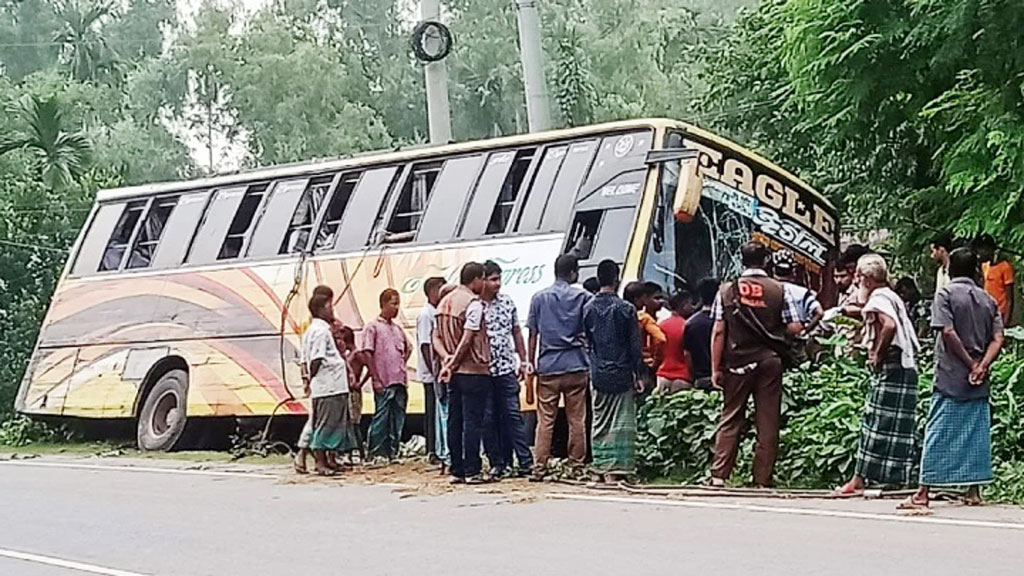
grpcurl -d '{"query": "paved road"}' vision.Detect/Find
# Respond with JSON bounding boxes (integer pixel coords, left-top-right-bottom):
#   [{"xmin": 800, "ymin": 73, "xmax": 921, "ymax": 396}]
[{"xmin": 1, "ymin": 460, "xmax": 1022, "ymax": 575}]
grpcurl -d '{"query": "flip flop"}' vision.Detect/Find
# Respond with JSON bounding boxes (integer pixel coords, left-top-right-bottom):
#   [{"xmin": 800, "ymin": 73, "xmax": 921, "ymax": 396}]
[
  {"xmin": 293, "ymin": 462, "xmax": 308, "ymax": 475},
  {"xmin": 315, "ymin": 468, "xmax": 337, "ymax": 477},
  {"xmin": 829, "ymin": 484, "xmax": 864, "ymax": 498},
  {"xmin": 896, "ymin": 495, "xmax": 929, "ymax": 510}
]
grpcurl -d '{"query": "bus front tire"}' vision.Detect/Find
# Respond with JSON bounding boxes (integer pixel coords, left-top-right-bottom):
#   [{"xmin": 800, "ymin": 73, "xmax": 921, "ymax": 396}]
[{"xmin": 137, "ymin": 369, "xmax": 188, "ymax": 452}]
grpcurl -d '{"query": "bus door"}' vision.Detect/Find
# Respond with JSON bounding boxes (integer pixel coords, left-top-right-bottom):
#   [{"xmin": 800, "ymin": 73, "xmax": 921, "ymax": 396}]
[{"xmin": 561, "ymin": 131, "xmax": 655, "ymax": 280}]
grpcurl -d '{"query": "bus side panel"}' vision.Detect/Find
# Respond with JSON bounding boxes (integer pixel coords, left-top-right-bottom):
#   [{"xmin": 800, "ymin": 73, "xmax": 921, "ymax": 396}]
[
  {"xmin": 21, "ymin": 236, "xmax": 564, "ymax": 419},
  {"xmin": 17, "ymin": 347, "xmax": 79, "ymax": 416},
  {"xmin": 309, "ymin": 235, "xmax": 564, "ymax": 414}
]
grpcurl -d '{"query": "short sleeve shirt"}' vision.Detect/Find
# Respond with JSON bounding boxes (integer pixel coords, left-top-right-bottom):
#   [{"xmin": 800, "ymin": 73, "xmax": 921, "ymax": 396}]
[
  {"xmin": 302, "ymin": 318, "xmax": 349, "ymax": 398},
  {"xmin": 416, "ymin": 303, "xmax": 437, "ymax": 383},
  {"xmin": 931, "ymin": 278, "xmax": 1002, "ymax": 400},
  {"xmin": 484, "ymin": 294, "xmax": 520, "ymax": 376},
  {"xmin": 361, "ymin": 317, "xmax": 410, "ymax": 392},
  {"xmin": 982, "ymin": 260, "xmax": 1014, "ymax": 319},
  {"xmin": 711, "ymin": 269, "xmax": 801, "ymax": 324}
]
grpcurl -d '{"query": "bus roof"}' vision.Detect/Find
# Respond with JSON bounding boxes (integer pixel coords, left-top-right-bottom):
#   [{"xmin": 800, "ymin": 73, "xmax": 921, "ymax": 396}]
[{"xmin": 96, "ymin": 118, "xmax": 834, "ymax": 211}]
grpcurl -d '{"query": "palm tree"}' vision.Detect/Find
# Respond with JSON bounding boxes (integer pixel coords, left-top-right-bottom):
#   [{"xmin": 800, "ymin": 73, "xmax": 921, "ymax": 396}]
[
  {"xmin": 53, "ymin": 0, "xmax": 118, "ymax": 82},
  {"xmin": 0, "ymin": 94, "xmax": 92, "ymax": 189}
]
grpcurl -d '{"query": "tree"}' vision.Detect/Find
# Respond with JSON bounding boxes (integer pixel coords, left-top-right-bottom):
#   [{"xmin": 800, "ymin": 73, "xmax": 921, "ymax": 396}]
[
  {"xmin": 53, "ymin": 0, "xmax": 119, "ymax": 82},
  {"xmin": 696, "ymin": 0, "xmax": 1024, "ymax": 257},
  {"xmin": 0, "ymin": 93, "xmax": 91, "ymax": 189}
]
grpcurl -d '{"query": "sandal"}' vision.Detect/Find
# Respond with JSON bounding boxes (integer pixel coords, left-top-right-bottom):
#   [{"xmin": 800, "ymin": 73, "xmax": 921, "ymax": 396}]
[
  {"xmin": 315, "ymin": 468, "xmax": 337, "ymax": 477},
  {"xmin": 293, "ymin": 462, "xmax": 308, "ymax": 475},
  {"xmin": 896, "ymin": 495, "xmax": 929, "ymax": 510},
  {"xmin": 830, "ymin": 482, "xmax": 864, "ymax": 499}
]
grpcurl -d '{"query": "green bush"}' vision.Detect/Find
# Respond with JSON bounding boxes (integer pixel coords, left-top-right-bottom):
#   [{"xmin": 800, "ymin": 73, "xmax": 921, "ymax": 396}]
[
  {"xmin": 0, "ymin": 415, "xmax": 70, "ymax": 447},
  {"xmin": 638, "ymin": 335, "xmax": 1024, "ymax": 503}
]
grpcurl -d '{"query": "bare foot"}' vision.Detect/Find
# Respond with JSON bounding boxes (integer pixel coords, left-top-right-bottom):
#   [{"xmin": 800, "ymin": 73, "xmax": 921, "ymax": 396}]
[
  {"xmin": 831, "ymin": 479, "xmax": 865, "ymax": 498},
  {"xmin": 897, "ymin": 494, "xmax": 929, "ymax": 510},
  {"xmin": 964, "ymin": 488, "xmax": 983, "ymax": 506}
]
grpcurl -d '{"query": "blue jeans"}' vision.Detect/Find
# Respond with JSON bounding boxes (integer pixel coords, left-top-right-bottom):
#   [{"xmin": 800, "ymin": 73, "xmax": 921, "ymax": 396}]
[
  {"xmin": 368, "ymin": 385, "xmax": 407, "ymax": 459},
  {"xmin": 434, "ymin": 382, "xmax": 450, "ymax": 462},
  {"xmin": 449, "ymin": 373, "xmax": 491, "ymax": 478},
  {"xmin": 484, "ymin": 372, "xmax": 533, "ymax": 471}
]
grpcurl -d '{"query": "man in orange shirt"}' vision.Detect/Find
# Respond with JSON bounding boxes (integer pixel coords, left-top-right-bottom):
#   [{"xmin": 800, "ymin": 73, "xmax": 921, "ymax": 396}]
[
  {"xmin": 624, "ymin": 281, "xmax": 666, "ymax": 394},
  {"xmin": 975, "ymin": 234, "xmax": 1014, "ymax": 325}
]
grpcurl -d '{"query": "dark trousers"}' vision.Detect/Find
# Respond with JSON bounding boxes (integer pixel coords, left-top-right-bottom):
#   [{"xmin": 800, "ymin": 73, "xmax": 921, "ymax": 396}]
[
  {"xmin": 484, "ymin": 372, "xmax": 534, "ymax": 472},
  {"xmin": 712, "ymin": 357, "xmax": 783, "ymax": 487},
  {"xmin": 457, "ymin": 373, "xmax": 493, "ymax": 478},
  {"xmin": 448, "ymin": 376, "xmax": 465, "ymax": 478},
  {"xmin": 368, "ymin": 385, "xmax": 408, "ymax": 459},
  {"xmin": 447, "ymin": 373, "xmax": 492, "ymax": 478},
  {"xmin": 423, "ymin": 382, "xmax": 437, "ymax": 459}
]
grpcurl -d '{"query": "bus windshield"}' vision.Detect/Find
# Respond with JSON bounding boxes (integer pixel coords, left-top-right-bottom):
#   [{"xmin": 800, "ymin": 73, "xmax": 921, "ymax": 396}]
[{"xmin": 643, "ymin": 130, "xmax": 839, "ymax": 297}]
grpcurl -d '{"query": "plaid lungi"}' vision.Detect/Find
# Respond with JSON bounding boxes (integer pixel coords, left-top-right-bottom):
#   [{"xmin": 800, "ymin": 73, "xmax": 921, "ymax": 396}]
[
  {"xmin": 591, "ymin": 389, "xmax": 637, "ymax": 475},
  {"xmin": 854, "ymin": 361, "xmax": 918, "ymax": 486},
  {"xmin": 920, "ymin": 393, "xmax": 993, "ymax": 486},
  {"xmin": 310, "ymin": 393, "xmax": 359, "ymax": 452}
]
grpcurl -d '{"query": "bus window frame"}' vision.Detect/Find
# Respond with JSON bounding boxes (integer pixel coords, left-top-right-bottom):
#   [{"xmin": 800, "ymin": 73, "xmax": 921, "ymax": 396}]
[
  {"xmin": 149, "ymin": 189, "xmax": 213, "ymax": 270},
  {"xmin": 458, "ymin": 146, "xmax": 539, "ymax": 240},
  {"xmin": 415, "ymin": 154, "xmax": 487, "ymax": 244},
  {"xmin": 125, "ymin": 195, "xmax": 180, "ymax": 271},
  {"xmin": 245, "ymin": 177, "xmax": 312, "ymax": 260},
  {"xmin": 184, "ymin": 184, "xmax": 253, "ymax": 266},
  {"xmin": 218, "ymin": 182, "xmax": 271, "ymax": 261},
  {"xmin": 331, "ymin": 165, "xmax": 402, "ymax": 252},
  {"xmin": 286, "ymin": 172, "xmax": 342, "ymax": 255},
  {"xmin": 71, "ymin": 202, "xmax": 128, "ymax": 277},
  {"xmin": 311, "ymin": 170, "xmax": 362, "ymax": 254},
  {"xmin": 97, "ymin": 198, "xmax": 150, "ymax": 274}
]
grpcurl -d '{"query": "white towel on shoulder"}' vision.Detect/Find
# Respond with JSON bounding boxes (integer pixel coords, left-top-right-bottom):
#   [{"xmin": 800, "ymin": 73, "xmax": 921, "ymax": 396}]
[{"xmin": 861, "ymin": 287, "xmax": 919, "ymax": 370}]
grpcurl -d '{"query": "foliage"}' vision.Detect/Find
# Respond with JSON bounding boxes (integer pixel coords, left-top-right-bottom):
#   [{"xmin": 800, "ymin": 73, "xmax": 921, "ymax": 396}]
[
  {"xmin": 0, "ymin": 415, "xmax": 73, "ymax": 446},
  {"xmin": 638, "ymin": 389, "xmax": 720, "ymax": 482},
  {"xmin": 697, "ymin": 0, "xmax": 1024, "ymax": 259},
  {"xmin": 0, "ymin": 93, "xmax": 92, "ymax": 189},
  {"xmin": 638, "ymin": 337, "xmax": 1024, "ymax": 504}
]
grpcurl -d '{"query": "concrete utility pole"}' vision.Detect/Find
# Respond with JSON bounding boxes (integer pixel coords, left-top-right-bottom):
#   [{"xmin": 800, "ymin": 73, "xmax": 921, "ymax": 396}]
[
  {"xmin": 421, "ymin": 0, "xmax": 453, "ymax": 144},
  {"xmin": 514, "ymin": 0, "xmax": 552, "ymax": 132}
]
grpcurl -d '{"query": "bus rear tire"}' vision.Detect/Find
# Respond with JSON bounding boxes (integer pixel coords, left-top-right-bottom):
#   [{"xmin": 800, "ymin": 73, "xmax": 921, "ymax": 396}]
[{"xmin": 137, "ymin": 369, "xmax": 188, "ymax": 452}]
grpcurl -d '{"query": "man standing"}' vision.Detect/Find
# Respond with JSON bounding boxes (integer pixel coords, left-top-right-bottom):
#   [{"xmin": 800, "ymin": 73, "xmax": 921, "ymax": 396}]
[
  {"xmin": 416, "ymin": 276, "xmax": 447, "ymax": 472},
  {"xmin": 975, "ymin": 234, "xmax": 1014, "ymax": 325},
  {"xmin": 302, "ymin": 292, "xmax": 358, "ymax": 476},
  {"xmin": 772, "ymin": 250, "xmax": 823, "ymax": 333},
  {"xmin": 466, "ymin": 261, "xmax": 534, "ymax": 478},
  {"xmin": 684, "ymin": 278, "xmax": 720, "ymax": 389},
  {"xmin": 624, "ymin": 281, "xmax": 666, "ymax": 393},
  {"xmin": 434, "ymin": 262, "xmax": 490, "ymax": 483},
  {"xmin": 710, "ymin": 241, "xmax": 803, "ymax": 488},
  {"xmin": 835, "ymin": 244, "xmax": 870, "ymax": 308},
  {"xmin": 583, "ymin": 259, "xmax": 643, "ymax": 482},
  {"xmin": 527, "ymin": 254, "xmax": 592, "ymax": 480},
  {"xmin": 835, "ymin": 254, "xmax": 920, "ymax": 496},
  {"xmin": 363, "ymin": 289, "xmax": 413, "ymax": 463},
  {"xmin": 930, "ymin": 233, "xmax": 953, "ymax": 293},
  {"xmin": 655, "ymin": 290, "xmax": 695, "ymax": 394},
  {"xmin": 903, "ymin": 248, "xmax": 1004, "ymax": 509}
]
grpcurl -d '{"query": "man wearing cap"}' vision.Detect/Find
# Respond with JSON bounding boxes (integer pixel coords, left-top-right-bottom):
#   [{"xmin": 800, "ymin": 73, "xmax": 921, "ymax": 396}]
[{"xmin": 772, "ymin": 250, "xmax": 823, "ymax": 333}]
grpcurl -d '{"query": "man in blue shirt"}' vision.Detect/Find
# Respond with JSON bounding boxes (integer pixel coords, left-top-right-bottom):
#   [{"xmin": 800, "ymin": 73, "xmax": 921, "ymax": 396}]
[
  {"xmin": 527, "ymin": 253, "xmax": 592, "ymax": 479},
  {"xmin": 583, "ymin": 259, "xmax": 644, "ymax": 481}
]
